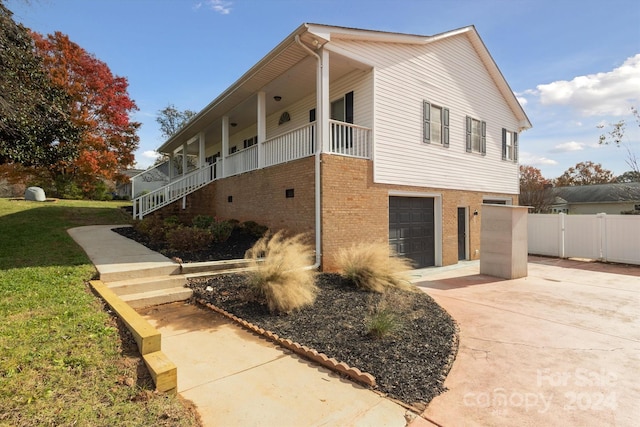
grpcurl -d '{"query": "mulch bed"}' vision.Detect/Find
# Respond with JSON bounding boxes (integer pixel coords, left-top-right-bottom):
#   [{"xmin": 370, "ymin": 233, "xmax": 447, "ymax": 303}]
[
  {"xmin": 188, "ymin": 273, "xmax": 458, "ymax": 408},
  {"xmin": 112, "ymin": 226, "xmax": 258, "ymax": 262},
  {"xmin": 111, "ymin": 227, "xmax": 459, "ymax": 408}
]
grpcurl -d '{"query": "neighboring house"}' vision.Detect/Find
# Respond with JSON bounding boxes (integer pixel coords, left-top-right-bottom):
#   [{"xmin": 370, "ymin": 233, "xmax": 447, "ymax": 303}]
[
  {"xmin": 114, "ymin": 168, "xmax": 144, "ymax": 199},
  {"xmin": 133, "ymin": 23, "xmax": 531, "ymax": 271},
  {"xmin": 550, "ymin": 183, "xmax": 640, "ymax": 214}
]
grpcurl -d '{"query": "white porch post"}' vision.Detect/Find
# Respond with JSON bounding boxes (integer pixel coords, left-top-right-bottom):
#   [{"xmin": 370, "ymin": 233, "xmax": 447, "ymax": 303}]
[
  {"xmin": 318, "ymin": 48, "xmax": 330, "ymax": 153},
  {"xmin": 182, "ymin": 143, "xmax": 187, "ymax": 177},
  {"xmin": 198, "ymin": 131, "xmax": 205, "ymax": 168},
  {"xmin": 257, "ymin": 91, "xmax": 266, "ymax": 168},
  {"xmin": 222, "ymin": 116, "xmax": 229, "ymax": 178},
  {"xmin": 168, "ymin": 153, "xmax": 174, "ymax": 181}
]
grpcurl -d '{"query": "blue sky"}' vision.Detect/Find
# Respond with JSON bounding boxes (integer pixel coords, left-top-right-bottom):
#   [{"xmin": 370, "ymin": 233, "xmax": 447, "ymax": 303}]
[{"xmin": 7, "ymin": 0, "xmax": 640, "ymax": 179}]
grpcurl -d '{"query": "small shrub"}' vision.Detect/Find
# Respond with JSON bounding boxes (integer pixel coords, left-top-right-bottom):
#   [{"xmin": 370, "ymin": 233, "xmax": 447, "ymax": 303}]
[
  {"xmin": 164, "ymin": 215, "xmax": 181, "ymax": 226},
  {"xmin": 244, "ymin": 231, "xmax": 317, "ymax": 314},
  {"xmin": 134, "ymin": 216, "xmax": 166, "ymax": 243},
  {"xmin": 337, "ymin": 243, "xmax": 415, "ymax": 293},
  {"xmin": 192, "ymin": 215, "xmax": 214, "ymax": 229},
  {"xmin": 241, "ymin": 220, "xmax": 268, "ymax": 238},
  {"xmin": 210, "ymin": 218, "xmax": 234, "ymax": 243},
  {"xmin": 365, "ymin": 306, "xmax": 401, "ymax": 339},
  {"xmin": 166, "ymin": 226, "xmax": 213, "ymax": 252}
]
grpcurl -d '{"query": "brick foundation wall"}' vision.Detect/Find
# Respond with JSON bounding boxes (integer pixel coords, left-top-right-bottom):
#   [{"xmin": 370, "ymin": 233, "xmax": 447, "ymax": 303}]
[
  {"xmin": 153, "ymin": 154, "xmax": 517, "ymax": 273},
  {"xmin": 320, "ymin": 154, "xmax": 517, "ymax": 271},
  {"xmin": 154, "ymin": 157, "xmax": 316, "ymax": 237}
]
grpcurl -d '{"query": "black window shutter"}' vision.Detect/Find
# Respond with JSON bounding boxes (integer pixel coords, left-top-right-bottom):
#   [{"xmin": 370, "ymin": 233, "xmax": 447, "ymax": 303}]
[
  {"xmin": 465, "ymin": 116, "xmax": 472, "ymax": 152},
  {"xmin": 443, "ymin": 108, "xmax": 450, "ymax": 147},
  {"xmin": 345, "ymin": 91, "xmax": 354, "ymax": 123},
  {"xmin": 513, "ymin": 132, "xmax": 519, "ymax": 162},
  {"xmin": 309, "ymin": 108, "xmax": 316, "ymax": 123},
  {"xmin": 481, "ymin": 121, "xmax": 487, "ymax": 155},
  {"xmin": 501, "ymin": 128, "xmax": 507, "ymax": 160},
  {"xmin": 423, "ymin": 101, "xmax": 431, "ymax": 143}
]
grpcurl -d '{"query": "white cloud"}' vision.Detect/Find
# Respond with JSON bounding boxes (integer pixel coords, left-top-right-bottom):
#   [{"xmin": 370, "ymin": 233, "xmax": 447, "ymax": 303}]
[
  {"xmin": 516, "ymin": 96, "xmax": 528, "ymax": 106},
  {"xmin": 534, "ymin": 54, "xmax": 640, "ymax": 117},
  {"xmin": 519, "ymin": 152, "xmax": 558, "ymax": 166},
  {"xmin": 550, "ymin": 141, "xmax": 585, "ymax": 153},
  {"xmin": 196, "ymin": 0, "xmax": 232, "ymax": 14},
  {"xmin": 142, "ymin": 150, "xmax": 161, "ymax": 160}
]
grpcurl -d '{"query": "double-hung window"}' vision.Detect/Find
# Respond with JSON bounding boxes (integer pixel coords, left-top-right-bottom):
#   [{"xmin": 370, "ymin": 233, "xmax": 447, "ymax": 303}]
[
  {"xmin": 423, "ymin": 101, "xmax": 449, "ymax": 147},
  {"xmin": 465, "ymin": 116, "xmax": 486, "ymax": 155},
  {"xmin": 502, "ymin": 128, "xmax": 518, "ymax": 162}
]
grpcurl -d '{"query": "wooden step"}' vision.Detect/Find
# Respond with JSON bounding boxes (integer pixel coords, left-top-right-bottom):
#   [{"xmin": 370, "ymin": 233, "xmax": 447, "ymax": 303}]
[
  {"xmin": 107, "ymin": 276, "xmax": 187, "ymax": 296},
  {"xmin": 121, "ymin": 287, "xmax": 193, "ymax": 309},
  {"xmin": 143, "ymin": 351, "xmax": 177, "ymax": 394}
]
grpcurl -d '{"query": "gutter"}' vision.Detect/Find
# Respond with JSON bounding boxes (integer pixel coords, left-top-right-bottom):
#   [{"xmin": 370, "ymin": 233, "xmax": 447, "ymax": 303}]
[{"xmin": 295, "ymin": 34, "xmax": 322, "ymax": 270}]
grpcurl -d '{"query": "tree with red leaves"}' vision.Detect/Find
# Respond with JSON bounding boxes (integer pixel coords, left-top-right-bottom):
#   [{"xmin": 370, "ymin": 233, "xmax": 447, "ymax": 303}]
[
  {"xmin": 519, "ymin": 165, "xmax": 554, "ymax": 213},
  {"xmin": 32, "ymin": 31, "xmax": 140, "ymax": 198}
]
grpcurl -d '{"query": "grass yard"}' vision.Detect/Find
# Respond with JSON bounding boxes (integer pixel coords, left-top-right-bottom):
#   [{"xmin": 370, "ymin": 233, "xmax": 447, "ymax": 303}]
[{"xmin": 0, "ymin": 199, "xmax": 201, "ymax": 426}]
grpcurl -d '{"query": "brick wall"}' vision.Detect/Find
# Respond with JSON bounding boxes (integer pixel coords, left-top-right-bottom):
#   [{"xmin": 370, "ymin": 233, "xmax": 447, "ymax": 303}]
[
  {"xmin": 154, "ymin": 157, "xmax": 316, "ymax": 237},
  {"xmin": 153, "ymin": 154, "xmax": 517, "ymax": 272},
  {"xmin": 320, "ymin": 154, "xmax": 517, "ymax": 271}
]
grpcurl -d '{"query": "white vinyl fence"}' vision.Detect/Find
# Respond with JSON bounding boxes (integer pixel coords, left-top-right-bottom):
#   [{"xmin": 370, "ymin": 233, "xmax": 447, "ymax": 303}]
[{"xmin": 528, "ymin": 213, "xmax": 640, "ymax": 265}]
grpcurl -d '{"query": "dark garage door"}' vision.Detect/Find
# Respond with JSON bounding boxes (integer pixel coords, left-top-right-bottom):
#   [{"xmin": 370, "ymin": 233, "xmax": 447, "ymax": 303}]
[{"xmin": 389, "ymin": 196, "xmax": 435, "ymax": 268}]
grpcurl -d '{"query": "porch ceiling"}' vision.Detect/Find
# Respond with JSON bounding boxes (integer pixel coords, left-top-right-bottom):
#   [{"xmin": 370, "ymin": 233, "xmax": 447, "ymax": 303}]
[{"xmin": 162, "ymin": 30, "xmax": 371, "ymax": 155}]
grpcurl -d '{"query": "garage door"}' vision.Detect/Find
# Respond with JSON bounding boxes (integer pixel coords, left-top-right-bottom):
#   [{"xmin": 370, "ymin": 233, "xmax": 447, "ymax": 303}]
[{"xmin": 389, "ymin": 196, "xmax": 435, "ymax": 268}]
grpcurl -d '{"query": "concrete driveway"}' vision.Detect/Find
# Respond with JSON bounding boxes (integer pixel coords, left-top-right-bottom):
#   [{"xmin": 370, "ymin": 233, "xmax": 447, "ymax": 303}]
[{"xmin": 411, "ymin": 257, "xmax": 640, "ymax": 427}]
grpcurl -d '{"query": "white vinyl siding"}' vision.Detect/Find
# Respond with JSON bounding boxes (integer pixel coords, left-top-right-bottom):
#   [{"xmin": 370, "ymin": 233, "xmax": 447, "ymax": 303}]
[
  {"xmin": 330, "ymin": 34, "xmax": 521, "ymax": 194},
  {"xmin": 264, "ymin": 69, "xmax": 373, "ymax": 139}
]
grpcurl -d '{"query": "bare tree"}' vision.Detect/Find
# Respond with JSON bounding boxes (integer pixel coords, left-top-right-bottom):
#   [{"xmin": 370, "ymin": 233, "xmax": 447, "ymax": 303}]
[{"xmin": 598, "ymin": 106, "xmax": 639, "ymax": 180}]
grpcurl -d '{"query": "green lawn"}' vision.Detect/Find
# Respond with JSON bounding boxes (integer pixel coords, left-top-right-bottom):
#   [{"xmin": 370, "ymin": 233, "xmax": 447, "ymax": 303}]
[{"xmin": 0, "ymin": 199, "xmax": 200, "ymax": 426}]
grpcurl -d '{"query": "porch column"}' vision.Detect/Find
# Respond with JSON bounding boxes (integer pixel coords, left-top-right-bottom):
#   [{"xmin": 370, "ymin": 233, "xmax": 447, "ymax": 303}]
[
  {"xmin": 168, "ymin": 153, "xmax": 174, "ymax": 181},
  {"xmin": 222, "ymin": 116, "xmax": 229, "ymax": 178},
  {"xmin": 257, "ymin": 91, "xmax": 266, "ymax": 168},
  {"xmin": 318, "ymin": 48, "xmax": 330, "ymax": 153},
  {"xmin": 198, "ymin": 132, "xmax": 205, "ymax": 168},
  {"xmin": 182, "ymin": 143, "xmax": 187, "ymax": 177}
]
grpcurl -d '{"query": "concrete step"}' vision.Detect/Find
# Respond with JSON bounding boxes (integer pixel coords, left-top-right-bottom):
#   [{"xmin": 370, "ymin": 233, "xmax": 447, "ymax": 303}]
[
  {"xmin": 107, "ymin": 276, "xmax": 188, "ymax": 296},
  {"xmin": 179, "ymin": 259, "xmax": 254, "ymax": 275},
  {"xmin": 121, "ymin": 287, "xmax": 193, "ymax": 309},
  {"xmin": 184, "ymin": 266, "xmax": 256, "ymax": 280},
  {"xmin": 100, "ymin": 263, "xmax": 181, "ymax": 283}
]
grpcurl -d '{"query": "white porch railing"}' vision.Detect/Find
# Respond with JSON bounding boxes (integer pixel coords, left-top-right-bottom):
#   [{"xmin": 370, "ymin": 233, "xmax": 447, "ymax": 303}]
[
  {"xmin": 133, "ymin": 121, "xmax": 372, "ymax": 218},
  {"xmin": 264, "ymin": 123, "xmax": 316, "ymax": 167},
  {"xmin": 131, "ymin": 160, "xmax": 170, "ymax": 198},
  {"xmin": 329, "ymin": 120, "xmax": 371, "ymax": 158},
  {"xmin": 225, "ymin": 145, "xmax": 258, "ymax": 177},
  {"xmin": 133, "ymin": 161, "xmax": 218, "ymax": 219}
]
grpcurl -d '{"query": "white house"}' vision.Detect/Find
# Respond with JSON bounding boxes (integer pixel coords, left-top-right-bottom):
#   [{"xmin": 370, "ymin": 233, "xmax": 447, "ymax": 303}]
[{"xmin": 133, "ymin": 23, "xmax": 531, "ymax": 271}]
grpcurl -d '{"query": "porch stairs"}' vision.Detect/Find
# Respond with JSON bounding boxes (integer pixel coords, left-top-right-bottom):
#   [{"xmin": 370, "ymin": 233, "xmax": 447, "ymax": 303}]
[
  {"xmin": 133, "ymin": 162, "xmax": 217, "ymax": 219},
  {"xmin": 101, "ymin": 259, "xmax": 254, "ymax": 309}
]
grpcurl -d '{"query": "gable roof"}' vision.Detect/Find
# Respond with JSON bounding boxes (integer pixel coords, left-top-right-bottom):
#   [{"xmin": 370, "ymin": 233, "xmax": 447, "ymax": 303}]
[
  {"xmin": 158, "ymin": 23, "xmax": 531, "ymax": 154},
  {"xmin": 553, "ymin": 182, "xmax": 640, "ymax": 204}
]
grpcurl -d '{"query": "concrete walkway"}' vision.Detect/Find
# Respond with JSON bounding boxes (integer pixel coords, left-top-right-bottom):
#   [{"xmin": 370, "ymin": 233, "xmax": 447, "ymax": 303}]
[{"xmin": 69, "ymin": 226, "xmax": 415, "ymax": 426}]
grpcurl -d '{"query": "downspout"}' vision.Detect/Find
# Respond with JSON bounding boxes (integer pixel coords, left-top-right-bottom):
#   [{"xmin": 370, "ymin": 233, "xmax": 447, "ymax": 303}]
[{"xmin": 295, "ymin": 34, "xmax": 322, "ymax": 270}]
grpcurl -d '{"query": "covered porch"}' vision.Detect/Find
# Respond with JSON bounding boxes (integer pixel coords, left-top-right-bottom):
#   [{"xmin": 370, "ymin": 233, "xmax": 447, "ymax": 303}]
[{"xmin": 133, "ymin": 25, "xmax": 374, "ymax": 219}]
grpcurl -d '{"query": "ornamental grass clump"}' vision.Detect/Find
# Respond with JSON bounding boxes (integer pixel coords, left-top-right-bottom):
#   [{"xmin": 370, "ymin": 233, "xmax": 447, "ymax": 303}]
[
  {"xmin": 337, "ymin": 243, "xmax": 415, "ymax": 293},
  {"xmin": 365, "ymin": 305, "xmax": 401, "ymax": 339},
  {"xmin": 244, "ymin": 231, "xmax": 317, "ymax": 314}
]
